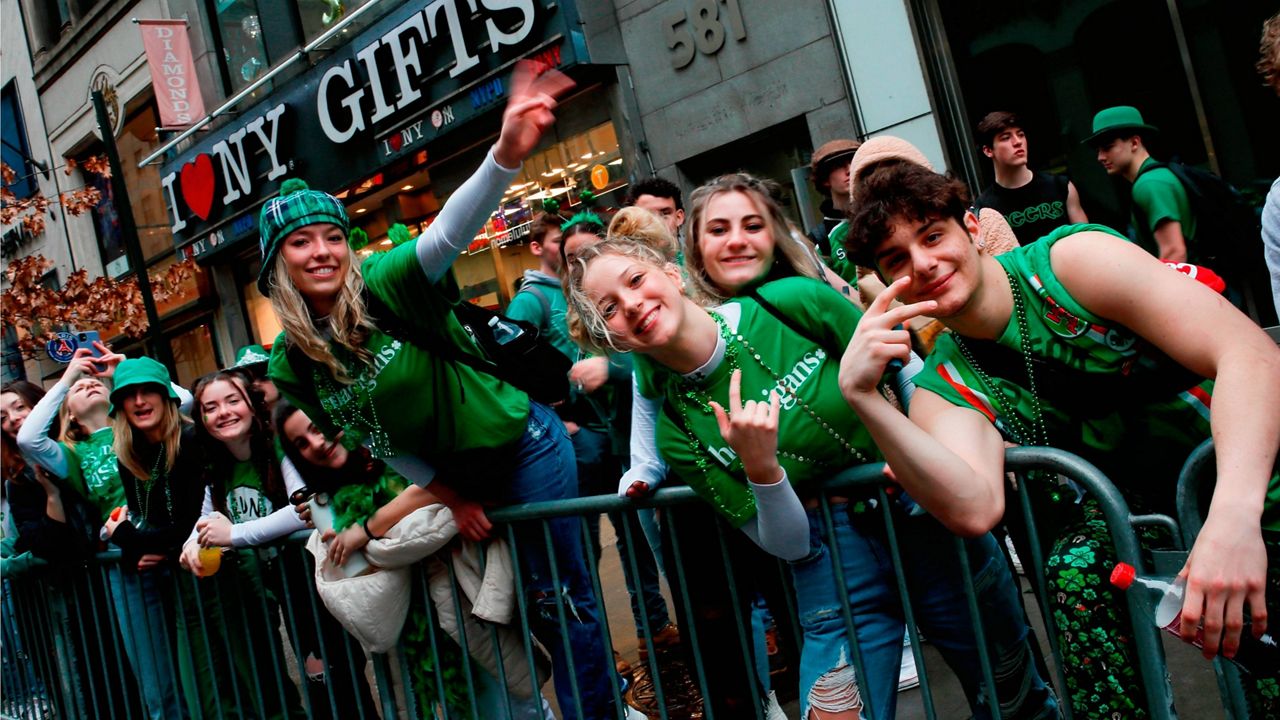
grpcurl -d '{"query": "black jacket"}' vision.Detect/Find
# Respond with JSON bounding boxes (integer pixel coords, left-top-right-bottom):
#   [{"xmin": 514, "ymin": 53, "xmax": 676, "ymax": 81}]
[{"xmin": 111, "ymin": 425, "xmax": 209, "ymax": 568}]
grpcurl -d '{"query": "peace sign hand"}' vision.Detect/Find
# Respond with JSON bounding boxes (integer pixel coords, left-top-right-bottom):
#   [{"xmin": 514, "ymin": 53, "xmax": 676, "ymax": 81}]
[
  {"xmin": 708, "ymin": 369, "xmax": 784, "ymax": 485},
  {"xmin": 840, "ymin": 276, "xmax": 936, "ymax": 403},
  {"xmin": 493, "ymin": 60, "xmax": 575, "ymax": 168}
]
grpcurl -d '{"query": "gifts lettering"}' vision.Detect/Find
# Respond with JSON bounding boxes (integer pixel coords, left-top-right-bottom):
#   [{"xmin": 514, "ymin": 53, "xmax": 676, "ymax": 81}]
[{"xmin": 318, "ymin": 0, "xmax": 537, "ymax": 144}]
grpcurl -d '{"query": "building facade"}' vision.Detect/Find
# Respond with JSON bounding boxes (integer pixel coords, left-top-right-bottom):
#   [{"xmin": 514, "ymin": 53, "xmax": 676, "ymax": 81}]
[{"xmin": 4, "ymin": 0, "xmax": 1277, "ymax": 382}]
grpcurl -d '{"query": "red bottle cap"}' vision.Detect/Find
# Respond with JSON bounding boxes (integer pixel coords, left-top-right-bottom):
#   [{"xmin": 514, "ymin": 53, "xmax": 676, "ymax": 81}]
[
  {"xmin": 1110, "ymin": 562, "xmax": 1136, "ymax": 589},
  {"xmin": 109, "ymin": 506, "xmax": 124, "ymax": 522}
]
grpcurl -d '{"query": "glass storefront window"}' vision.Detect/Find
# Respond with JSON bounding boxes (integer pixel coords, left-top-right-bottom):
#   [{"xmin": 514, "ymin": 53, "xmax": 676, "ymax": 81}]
[
  {"xmin": 242, "ymin": 265, "xmax": 282, "ymax": 346},
  {"xmin": 216, "ymin": 0, "xmax": 272, "ymax": 92},
  {"xmin": 297, "ymin": 0, "xmax": 374, "ymax": 49},
  {"xmin": 170, "ymin": 321, "xmax": 219, "ymax": 387}
]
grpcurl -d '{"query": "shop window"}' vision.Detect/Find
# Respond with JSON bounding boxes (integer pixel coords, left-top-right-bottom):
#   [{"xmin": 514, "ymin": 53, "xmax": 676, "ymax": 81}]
[
  {"xmin": 2, "ymin": 325, "xmax": 26, "ymax": 385},
  {"xmin": 88, "ymin": 103, "xmax": 175, "ymax": 277},
  {"xmin": 296, "ymin": 0, "xmax": 374, "ymax": 48},
  {"xmin": 241, "ymin": 259, "xmax": 282, "ymax": 346},
  {"xmin": 29, "ymin": 0, "xmax": 72, "ymax": 51},
  {"xmin": 169, "ymin": 321, "xmax": 219, "ymax": 387},
  {"xmin": 1, "ymin": 84, "xmax": 37, "ymax": 200},
  {"xmin": 216, "ymin": 0, "xmax": 273, "ymax": 91}
]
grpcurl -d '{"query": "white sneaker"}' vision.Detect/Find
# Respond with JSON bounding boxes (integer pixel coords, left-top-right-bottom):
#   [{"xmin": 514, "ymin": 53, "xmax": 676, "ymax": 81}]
[
  {"xmin": 765, "ymin": 690, "xmax": 788, "ymax": 720},
  {"xmin": 899, "ymin": 633, "xmax": 920, "ymax": 691},
  {"xmin": 1005, "ymin": 535, "xmax": 1025, "ymax": 575}
]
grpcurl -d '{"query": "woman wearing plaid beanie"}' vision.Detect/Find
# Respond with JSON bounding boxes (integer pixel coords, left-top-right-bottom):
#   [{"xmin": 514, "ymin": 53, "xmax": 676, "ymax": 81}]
[{"xmin": 256, "ymin": 63, "xmax": 624, "ymax": 719}]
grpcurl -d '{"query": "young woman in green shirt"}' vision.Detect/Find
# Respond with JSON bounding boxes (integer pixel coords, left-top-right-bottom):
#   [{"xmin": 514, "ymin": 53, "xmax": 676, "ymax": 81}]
[{"xmin": 564, "ymin": 234, "xmax": 1058, "ymax": 719}]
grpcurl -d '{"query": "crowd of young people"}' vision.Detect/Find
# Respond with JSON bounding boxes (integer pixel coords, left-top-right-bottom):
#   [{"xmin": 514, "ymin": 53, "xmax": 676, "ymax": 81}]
[{"xmin": 4, "ymin": 55, "xmax": 1278, "ymax": 720}]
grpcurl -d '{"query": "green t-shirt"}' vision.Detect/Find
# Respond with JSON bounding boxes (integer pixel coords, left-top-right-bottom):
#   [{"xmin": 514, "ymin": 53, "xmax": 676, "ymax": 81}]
[
  {"xmin": 224, "ymin": 460, "xmax": 276, "ymax": 524},
  {"xmin": 916, "ymin": 224, "xmax": 1279, "ymax": 528},
  {"xmin": 1131, "ymin": 158, "xmax": 1196, "ymax": 258},
  {"xmin": 648, "ymin": 277, "xmax": 881, "ymax": 526},
  {"xmin": 826, "ymin": 220, "xmax": 861, "ymax": 287},
  {"xmin": 61, "ymin": 427, "xmax": 124, "ymax": 523},
  {"xmin": 269, "ymin": 241, "xmax": 529, "ymax": 463}
]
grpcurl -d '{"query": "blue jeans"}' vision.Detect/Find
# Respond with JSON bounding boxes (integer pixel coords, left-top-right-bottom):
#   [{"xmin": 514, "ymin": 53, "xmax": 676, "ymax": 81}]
[
  {"xmin": 493, "ymin": 402, "xmax": 615, "ymax": 720},
  {"xmin": 106, "ymin": 566, "xmax": 184, "ymax": 720},
  {"xmin": 789, "ymin": 502, "xmax": 1058, "ymax": 720},
  {"xmin": 571, "ymin": 425, "xmax": 671, "ymax": 636}
]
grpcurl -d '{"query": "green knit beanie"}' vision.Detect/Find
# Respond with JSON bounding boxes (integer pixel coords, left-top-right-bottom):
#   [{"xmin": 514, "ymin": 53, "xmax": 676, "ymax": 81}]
[{"xmin": 257, "ymin": 178, "xmax": 350, "ymax": 296}]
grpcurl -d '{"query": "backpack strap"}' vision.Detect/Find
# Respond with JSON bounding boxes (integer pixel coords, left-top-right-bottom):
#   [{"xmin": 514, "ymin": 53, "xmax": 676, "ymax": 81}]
[
  {"xmin": 747, "ymin": 288, "xmax": 842, "ymax": 358},
  {"xmin": 522, "ymin": 284, "xmax": 554, "ymax": 334}
]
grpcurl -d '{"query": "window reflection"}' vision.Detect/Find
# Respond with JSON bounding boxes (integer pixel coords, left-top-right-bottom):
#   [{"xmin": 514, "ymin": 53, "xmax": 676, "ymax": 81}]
[{"xmin": 217, "ymin": 0, "xmax": 270, "ymax": 91}]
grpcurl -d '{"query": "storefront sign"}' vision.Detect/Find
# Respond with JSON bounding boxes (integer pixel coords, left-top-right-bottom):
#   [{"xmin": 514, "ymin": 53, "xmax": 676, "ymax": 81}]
[
  {"xmin": 161, "ymin": 0, "xmax": 586, "ymax": 257},
  {"xmin": 139, "ymin": 20, "xmax": 207, "ymax": 127}
]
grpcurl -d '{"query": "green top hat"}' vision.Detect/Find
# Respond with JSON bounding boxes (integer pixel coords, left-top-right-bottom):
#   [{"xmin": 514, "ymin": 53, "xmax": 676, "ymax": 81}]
[
  {"xmin": 1082, "ymin": 106, "xmax": 1159, "ymax": 146},
  {"xmin": 232, "ymin": 344, "xmax": 271, "ymax": 369},
  {"xmin": 108, "ymin": 357, "xmax": 179, "ymax": 416}
]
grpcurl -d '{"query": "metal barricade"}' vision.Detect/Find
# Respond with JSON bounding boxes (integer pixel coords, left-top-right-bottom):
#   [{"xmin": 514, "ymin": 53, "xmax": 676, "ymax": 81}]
[{"xmin": 2, "ymin": 446, "xmax": 1238, "ymax": 719}]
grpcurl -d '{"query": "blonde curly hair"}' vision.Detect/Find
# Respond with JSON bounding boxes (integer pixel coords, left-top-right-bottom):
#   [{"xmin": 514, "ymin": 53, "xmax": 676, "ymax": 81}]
[
  {"xmin": 564, "ymin": 237, "xmax": 680, "ymax": 355},
  {"xmin": 1260, "ymin": 13, "xmax": 1280, "ymax": 95}
]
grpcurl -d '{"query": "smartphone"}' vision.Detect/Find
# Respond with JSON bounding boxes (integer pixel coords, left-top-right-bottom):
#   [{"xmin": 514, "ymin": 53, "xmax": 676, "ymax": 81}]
[
  {"xmin": 308, "ymin": 493, "xmax": 372, "ymax": 577},
  {"xmin": 75, "ymin": 330, "xmax": 103, "ymax": 357}
]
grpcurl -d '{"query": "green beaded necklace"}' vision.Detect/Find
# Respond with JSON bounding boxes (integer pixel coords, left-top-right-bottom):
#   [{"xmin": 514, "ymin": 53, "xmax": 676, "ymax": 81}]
[
  {"xmin": 951, "ymin": 269, "xmax": 1051, "ymax": 449},
  {"xmin": 312, "ymin": 344, "xmax": 395, "ymax": 458},
  {"xmin": 131, "ymin": 442, "xmax": 173, "ymax": 528},
  {"xmin": 672, "ymin": 311, "xmax": 870, "ymax": 481}
]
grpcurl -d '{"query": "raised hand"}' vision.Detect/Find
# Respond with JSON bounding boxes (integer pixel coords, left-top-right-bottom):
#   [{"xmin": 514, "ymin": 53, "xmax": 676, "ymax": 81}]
[
  {"xmin": 840, "ymin": 276, "xmax": 936, "ymax": 402},
  {"xmin": 493, "ymin": 60, "xmax": 575, "ymax": 168},
  {"xmin": 62, "ymin": 348, "xmax": 100, "ymax": 385},
  {"xmin": 91, "ymin": 342, "xmax": 126, "ymax": 379},
  {"xmin": 708, "ymin": 369, "xmax": 783, "ymax": 485}
]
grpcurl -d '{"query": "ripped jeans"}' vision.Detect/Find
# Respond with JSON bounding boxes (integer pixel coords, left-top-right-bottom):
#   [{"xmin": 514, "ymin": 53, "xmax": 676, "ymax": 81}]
[
  {"xmin": 789, "ymin": 501, "xmax": 1058, "ymax": 720},
  {"xmin": 495, "ymin": 401, "xmax": 614, "ymax": 720}
]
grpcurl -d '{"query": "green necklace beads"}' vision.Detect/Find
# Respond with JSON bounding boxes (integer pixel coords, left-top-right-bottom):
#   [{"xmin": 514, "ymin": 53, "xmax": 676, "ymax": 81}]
[
  {"xmin": 312, "ymin": 346, "xmax": 395, "ymax": 458},
  {"xmin": 952, "ymin": 268, "xmax": 1050, "ymax": 449},
  {"xmin": 132, "ymin": 442, "xmax": 173, "ymax": 528}
]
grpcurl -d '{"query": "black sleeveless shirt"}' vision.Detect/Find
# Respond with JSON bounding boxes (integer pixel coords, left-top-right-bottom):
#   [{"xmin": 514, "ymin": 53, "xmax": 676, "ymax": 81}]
[{"xmin": 976, "ymin": 171, "xmax": 1072, "ymax": 246}]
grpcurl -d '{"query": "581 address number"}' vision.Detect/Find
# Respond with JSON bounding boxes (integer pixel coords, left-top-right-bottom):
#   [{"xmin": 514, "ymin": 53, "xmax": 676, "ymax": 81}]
[{"xmin": 664, "ymin": 0, "xmax": 747, "ymax": 69}]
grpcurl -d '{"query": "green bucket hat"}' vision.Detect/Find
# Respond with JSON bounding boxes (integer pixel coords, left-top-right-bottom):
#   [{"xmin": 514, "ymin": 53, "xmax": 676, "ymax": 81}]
[
  {"xmin": 257, "ymin": 178, "xmax": 350, "ymax": 296},
  {"xmin": 232, "ymin": 344, "xmax": 271, "ymax": 369},
  {"xmin": 108, "ymin": 357, "xmax": 179, "ymax": 416},
  {"xmin": 1082, "ymin": 106, "xmax": 1159, "ymax": 147}
]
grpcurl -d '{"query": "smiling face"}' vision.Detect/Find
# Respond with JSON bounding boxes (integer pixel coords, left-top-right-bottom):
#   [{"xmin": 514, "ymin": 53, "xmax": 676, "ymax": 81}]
[
  {"xmin": 282, "ymin": 410, "xmax": 348, "ymax": 470},
  {"xmin": 280, "ymin": 223, "xmax": 351, "ymax": 311},
  {"xmin": 581, "ymin": 253, "xmax": 686, "ymax": 354},
  {"xmin": 66, "ymin": 377, "xmax": 110, "ymax": 421},
  {"xmin": 121, "ymin": 385, "xmax": 169, "ymax": 435},
  {"xmin": 198, "ymin": 378, "xmax": 255, "ymax": 445},
  {"xmin": 697, "ymin": 190, "xmax": 776, "ymax": 295},
  {"xmin": 0, "ymin": 392, "xmax": 30, "ymax": 438},
  {"xmin": 872, "ymin": 211, "xmax": 983, "ymax": 318}
]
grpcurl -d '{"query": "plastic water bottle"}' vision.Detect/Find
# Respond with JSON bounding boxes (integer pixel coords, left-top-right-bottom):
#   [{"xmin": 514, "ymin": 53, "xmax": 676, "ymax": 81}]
[
  {"xmin": 1110, "ymin": 562, "xmax": 1279, "ymax": 676},
  {"xmin": 488, "ymin": 315, "xmax": 523, "ymax": 346}
]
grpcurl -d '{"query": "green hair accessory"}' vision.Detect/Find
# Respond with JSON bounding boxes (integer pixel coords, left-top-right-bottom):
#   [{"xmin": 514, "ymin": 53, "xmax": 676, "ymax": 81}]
[
  {"xmin": 387, "ymin": 223, "xmax": 412, "ymax": 246},
  {"xmin": 540, "ymin": 198, "xmax": 560, "ymax": 214},
  {"xmin": 348, "ymin": 227, "xmax": 369, "ymax": 250},
  {"xmin": 279, "ymin": 178, "xmax": 309, "ymax": 196},
  {"xmin": 560, "ymin": 210, "xmax": 604, "ymax": 233},
  {"xmin": 578, "ymin": 188, "xmax": 596, "ymax": 204}
]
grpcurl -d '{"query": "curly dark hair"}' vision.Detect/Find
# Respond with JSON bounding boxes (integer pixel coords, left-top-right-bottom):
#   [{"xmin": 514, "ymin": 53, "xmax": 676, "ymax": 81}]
[
  {"xmin": 845, "ymin": 163, "xmax": 972, "ymax": 268},
  {"xmin": 625, "ymin": 176, "xmax": 683, "ymax": 211}
]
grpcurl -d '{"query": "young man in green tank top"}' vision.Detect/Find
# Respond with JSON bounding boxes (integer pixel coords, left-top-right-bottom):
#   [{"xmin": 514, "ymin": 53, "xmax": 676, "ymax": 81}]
[{"xmin": 841, "ymin": 162, "xmax": 1280, "ymax": 718}]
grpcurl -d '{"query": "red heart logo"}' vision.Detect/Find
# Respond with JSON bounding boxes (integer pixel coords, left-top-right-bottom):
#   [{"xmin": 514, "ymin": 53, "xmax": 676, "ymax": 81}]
[
  {"xmin": 389, "ymin": 133, "xmax": 403, "ymax": 151},
  {"xmin": 179, "ymin": 154, "xmax": 216, "ymax": 221}
]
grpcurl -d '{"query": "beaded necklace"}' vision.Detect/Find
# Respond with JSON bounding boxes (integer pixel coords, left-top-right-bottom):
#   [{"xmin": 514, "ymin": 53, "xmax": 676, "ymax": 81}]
[
  {"xmin": 132, "ymin": 442, "xmax": 174, "ymax": 528},
  {"xmin": 952, "ymin": 269, "xmax": 1050, "ymax": 449},
  {"xmin": 312, "ymin": 345, "xmax": 394, "ymax": 458},
  {"xmin": 672, "ymin": 311, "xmax": 870, "ymax": 479}
]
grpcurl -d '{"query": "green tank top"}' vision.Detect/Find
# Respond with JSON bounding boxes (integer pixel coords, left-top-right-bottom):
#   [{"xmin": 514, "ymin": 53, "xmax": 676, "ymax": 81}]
[{"xmin": 917, "ymin": 224, "xmax": 1280, "ymax": 528}]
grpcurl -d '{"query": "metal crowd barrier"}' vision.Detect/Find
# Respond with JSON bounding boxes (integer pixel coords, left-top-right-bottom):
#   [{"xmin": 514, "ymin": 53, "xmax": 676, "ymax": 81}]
[{"xmin": 2, "ymin": 447, "xmax": 1235, "ymax": 720}]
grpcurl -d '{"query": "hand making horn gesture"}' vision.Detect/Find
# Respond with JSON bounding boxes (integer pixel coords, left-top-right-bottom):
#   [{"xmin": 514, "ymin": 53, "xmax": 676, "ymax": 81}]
[
  {"xmin": 839, "ymin": 276, "xmax": 937, "ymax": 403},
  {"xmin": 709, "ymin": 369, "xmax": 785, "ymax": 485}
]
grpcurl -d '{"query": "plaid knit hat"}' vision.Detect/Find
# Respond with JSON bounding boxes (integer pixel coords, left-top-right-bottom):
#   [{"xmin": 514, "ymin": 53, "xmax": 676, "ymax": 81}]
[{"xmin": 257, "ymin": 178, "xmax": 349, "ymax": 296}]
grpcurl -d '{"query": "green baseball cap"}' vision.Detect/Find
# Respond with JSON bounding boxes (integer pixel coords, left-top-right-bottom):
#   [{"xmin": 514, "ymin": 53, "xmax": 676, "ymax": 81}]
[
  {"xmin": 108, "ymin": 357, "xmax": 179, "ymax": 416},
  {"xmin": 232, "ymin": 344, "xmax": 271, "ymax": 369},
  {"xmin": 256, "ymin": 178, "xmax": 350, "ymax": 297},
  {"xmin": 1082, "ymin": 106, "xmax": 1159, "ymax": 147}
]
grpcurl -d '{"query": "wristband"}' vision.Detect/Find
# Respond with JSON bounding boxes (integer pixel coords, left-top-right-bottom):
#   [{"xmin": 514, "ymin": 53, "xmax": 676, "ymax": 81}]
[{"xmin": 362, "ymin": 518, "xmax": 382, "ymax": 540}]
